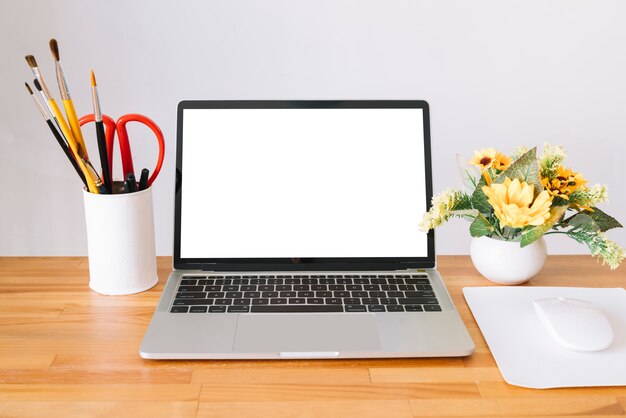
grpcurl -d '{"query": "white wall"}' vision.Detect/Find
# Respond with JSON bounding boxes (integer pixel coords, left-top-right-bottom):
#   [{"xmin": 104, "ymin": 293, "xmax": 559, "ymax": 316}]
[{"xmin": 1, "ymin": 0, "xmax": 625, "ymax": 256}]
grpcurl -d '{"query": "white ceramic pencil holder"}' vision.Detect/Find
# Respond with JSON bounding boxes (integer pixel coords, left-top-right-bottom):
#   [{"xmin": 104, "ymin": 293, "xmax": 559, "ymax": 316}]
[{"xmin": 83, "ymin": 186, "xmax": 158, "ymax": 295}]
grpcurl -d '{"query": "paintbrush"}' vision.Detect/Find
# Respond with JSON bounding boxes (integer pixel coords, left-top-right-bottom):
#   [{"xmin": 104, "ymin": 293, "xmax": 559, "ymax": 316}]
[
  {"xmin": 49, "ymin": 39, "xmax": 89, "ymax": 159},
  {"xmin": 25, "ymin": 82, "xmax": 87, "ymax": 187},
  {"xmin": 82, "ymin": 157, "xmax": 108, "ymax": 194},
  {"xmin": 24, "ymin": 55, "xmax": 63, "ymax": 138},
  {"xmin": 90, "ymin": 70, "xmax": 112, "ymax": 193},
  {"xmin": 32, "ymin": 78, "xmax": 65, "ymax": 147},
  {"xmin": 25, "ymin": 54, "xmax": 99, "ymax": 193}
]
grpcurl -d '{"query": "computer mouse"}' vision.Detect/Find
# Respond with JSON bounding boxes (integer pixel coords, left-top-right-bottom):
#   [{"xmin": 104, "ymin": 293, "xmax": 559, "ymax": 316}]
[{"xmin": 533, "ymin": 297, "xmax": 614, "ymax": 352}]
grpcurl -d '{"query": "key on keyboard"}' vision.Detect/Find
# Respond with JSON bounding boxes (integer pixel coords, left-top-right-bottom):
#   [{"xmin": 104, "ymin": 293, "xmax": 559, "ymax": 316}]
[{"xmin": 170, "ymin": 273, "xmax": 441, "ymax": 313}]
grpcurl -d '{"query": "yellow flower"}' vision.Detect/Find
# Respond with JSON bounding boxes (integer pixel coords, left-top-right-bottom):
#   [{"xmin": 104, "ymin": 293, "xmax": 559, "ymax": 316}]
[
  {"xmin": 482, "ymin": 177, "xmax": 552, "ymax": 228},
  {"xmin": 469, "ymin": 148, "xmax": 497, "ymax": 169},
  {"xmin": 492, "ymin": 152, "xmax": 511, "ymax": 171},
  {"xmin": 469, "ymin": 148, "xmax": 512, "ymax": 172},
  {"xmin": 540, "ymin": 166, "xmax": 586, "ymax": 200}
]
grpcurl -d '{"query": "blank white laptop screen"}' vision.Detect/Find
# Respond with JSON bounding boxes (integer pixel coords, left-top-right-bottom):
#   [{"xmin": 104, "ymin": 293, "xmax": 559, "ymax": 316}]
[{"xmin": 180, "ymin": 108, "xmax": 428, "ymax": 258}]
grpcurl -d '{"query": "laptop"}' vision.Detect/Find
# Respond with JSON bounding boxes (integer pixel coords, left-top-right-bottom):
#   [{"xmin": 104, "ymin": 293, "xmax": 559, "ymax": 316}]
[{"xmin": 140, "ymin": 100, "xmax": 475, "ymax": 359}]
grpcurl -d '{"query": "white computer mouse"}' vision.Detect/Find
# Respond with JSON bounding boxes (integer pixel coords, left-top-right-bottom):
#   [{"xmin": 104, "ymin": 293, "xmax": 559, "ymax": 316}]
[{"xmin": 533, "ymin": 297, "xmax": 614, "ymax": 352}]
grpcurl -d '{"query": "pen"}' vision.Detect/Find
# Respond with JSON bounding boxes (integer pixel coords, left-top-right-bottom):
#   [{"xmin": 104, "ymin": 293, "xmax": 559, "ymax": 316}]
[
  {"xmin": 139, "ymin": 168, "xmax": 149, "ymax": 191},
  {"xmin": 126, "ymin": 173, "xmax": 138, "ymax": 193}
]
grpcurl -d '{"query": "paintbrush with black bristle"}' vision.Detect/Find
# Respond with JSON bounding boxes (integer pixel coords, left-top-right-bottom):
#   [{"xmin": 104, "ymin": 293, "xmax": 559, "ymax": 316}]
[{"xmin": 25, "ymin": 82, "xmax": 87, "ymax": 187}]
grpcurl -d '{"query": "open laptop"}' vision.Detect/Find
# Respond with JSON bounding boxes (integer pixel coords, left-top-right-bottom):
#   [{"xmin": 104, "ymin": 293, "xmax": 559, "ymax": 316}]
[{"xmin": 140, "ymin": 100, "xmax": 474, "ymax": 359}]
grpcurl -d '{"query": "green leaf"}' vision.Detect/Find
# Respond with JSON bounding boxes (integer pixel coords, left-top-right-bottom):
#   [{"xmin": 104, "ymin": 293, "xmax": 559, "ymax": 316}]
[
  {"xmin": 450, "ymin": 192, "xmax": 474, "ymax": 211},
  {"xmin": 550, "ymin": 195, "xmax": 570, "ymax": 207},
  {"xmin": 469, "ymin": 213, "xmax": 494, "ymax": 237},
  {"xmin": 520, "ymin": 205, "xmax": 567, "ymax": 247},
  {"xmin": 566, "ymin": 213, "xmax": 600, "ymax": 233},
  {"xmin": 470, "ymin": 175, "xmax": 492, "ymax": 215},
  {"xmin": 582, "ymin": 208, "xmax": 623, "ymax": 232},
  {"xmin": 566, "ymin": 189, "xmax": 588, "ymax": 208},
  {"xmin": 495, "ymin": 147, "xmax": 543, "ymax": 195}
]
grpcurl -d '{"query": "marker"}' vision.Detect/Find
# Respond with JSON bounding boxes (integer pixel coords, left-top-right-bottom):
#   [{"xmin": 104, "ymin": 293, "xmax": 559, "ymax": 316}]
[
  {"xmin": 139, "ymin": 168, "xmax": 149, "ymax": 191},
  {"xmin": 126, "ymin": 172, "xmax": 138, "ymax": 193}
]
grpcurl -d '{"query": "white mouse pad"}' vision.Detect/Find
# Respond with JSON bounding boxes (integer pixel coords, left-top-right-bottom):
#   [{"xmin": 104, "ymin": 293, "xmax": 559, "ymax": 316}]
[{"xmin": 463, "ymin": 286, "xmax": 626, "ymax": 389}]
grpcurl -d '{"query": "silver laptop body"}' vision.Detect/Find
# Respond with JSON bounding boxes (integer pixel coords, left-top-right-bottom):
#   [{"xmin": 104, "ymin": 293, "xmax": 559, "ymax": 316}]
[{"xmin": 140, "ymin": 100, "xmax": 474, "ymax": 359}]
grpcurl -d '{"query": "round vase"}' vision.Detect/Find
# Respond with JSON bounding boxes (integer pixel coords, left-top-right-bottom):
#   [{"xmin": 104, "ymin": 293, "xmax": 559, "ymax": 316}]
[{"xmin": 470, "ymin": 236, "xmax": 547, "ymax": 285}]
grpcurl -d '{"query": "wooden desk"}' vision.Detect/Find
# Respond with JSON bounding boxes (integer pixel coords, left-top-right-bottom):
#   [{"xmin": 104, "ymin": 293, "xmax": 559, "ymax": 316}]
[{"xmin": 0, "ymin": 256, "xmax": 624, "ymax": 417}]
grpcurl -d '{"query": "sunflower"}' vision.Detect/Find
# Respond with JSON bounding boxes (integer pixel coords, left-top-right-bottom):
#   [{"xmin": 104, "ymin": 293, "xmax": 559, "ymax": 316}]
[
  {"xmin": 540, "ymin": 166, "xmax": 587, "ymax": 200},
  {"xmin": 469, "ymin": 148, "xmax": 512, "ymax": 185},
  {"xmin": 482, "ymin": 177, "xmax": 552, "ymax": 228},
  {"xmin": 491, "ymin": 152, "xmax": 511, "ymax": 171},
  {"xmin": 469, "ymin": 148, "xmax": 497, "ymax": 169},
  {"xmin": 469, "ymin": 148, "xmax": 511, "ymax": 171}
]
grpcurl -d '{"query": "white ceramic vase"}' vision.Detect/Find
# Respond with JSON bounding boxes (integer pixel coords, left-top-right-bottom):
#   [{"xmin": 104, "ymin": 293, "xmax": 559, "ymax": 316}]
[{"xmin": 470, "ymin": 236, "xmax": 547, "ymax": 285}]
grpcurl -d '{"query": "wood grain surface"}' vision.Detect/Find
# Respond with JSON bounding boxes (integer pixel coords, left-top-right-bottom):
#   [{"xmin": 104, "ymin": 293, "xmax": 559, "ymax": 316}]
[{"xmin": 0, "ymin": 256, "xmax": 624, "ymax": 418}]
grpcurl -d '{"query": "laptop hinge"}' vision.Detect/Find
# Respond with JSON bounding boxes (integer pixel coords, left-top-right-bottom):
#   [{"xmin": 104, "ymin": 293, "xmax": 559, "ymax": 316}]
[{"xmin": 202, "ymin": 263, "xmax": 423, "ymax": 272}]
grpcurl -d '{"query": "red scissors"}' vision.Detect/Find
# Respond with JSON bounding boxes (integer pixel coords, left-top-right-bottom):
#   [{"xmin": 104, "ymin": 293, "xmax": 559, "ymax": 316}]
[{"xmin": 79, "ymin": 113, "xmax": 165, "ymax": 187}]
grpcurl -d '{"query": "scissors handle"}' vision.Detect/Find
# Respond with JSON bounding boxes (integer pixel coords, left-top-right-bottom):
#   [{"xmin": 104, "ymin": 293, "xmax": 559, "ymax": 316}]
[
  {"xmin": 79, "ymin": 113, "xmax": 165, "ymax": 187},
  {"xmin": 116, "ymin": 114, "xmax": 165, "ymax": 186}
]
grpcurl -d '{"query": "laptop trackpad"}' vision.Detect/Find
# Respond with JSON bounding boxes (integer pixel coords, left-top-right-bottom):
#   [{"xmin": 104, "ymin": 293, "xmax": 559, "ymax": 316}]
[{"xmin": 233, "ymin": 314, "xmax": 383, "ymax": 353}]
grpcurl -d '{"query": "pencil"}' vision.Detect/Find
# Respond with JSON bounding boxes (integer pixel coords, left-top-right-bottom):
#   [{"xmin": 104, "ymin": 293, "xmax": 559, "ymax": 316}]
[{"xmin": 25, "ymin": 82, "xmax": 88, "ymax": 187}]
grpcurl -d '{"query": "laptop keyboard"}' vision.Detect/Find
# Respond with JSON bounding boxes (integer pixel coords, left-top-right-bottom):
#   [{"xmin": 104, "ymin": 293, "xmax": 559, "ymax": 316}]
[{"xmin": 169, "ymin": 273, "xmax": 441, "ymax": 313}]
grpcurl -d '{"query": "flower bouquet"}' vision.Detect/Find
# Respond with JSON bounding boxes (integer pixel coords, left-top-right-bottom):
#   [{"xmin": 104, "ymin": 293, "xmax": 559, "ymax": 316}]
[{"xmin": 420, "ymin": 144, "xmax": 624, "ymax": 272}]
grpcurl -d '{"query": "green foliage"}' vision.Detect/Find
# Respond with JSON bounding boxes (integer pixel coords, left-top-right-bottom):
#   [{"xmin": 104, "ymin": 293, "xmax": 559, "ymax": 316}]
[
  {"xmin": 470, "ymin": 175, "xmax": 492, "ymax": 215},
  {"xmin": 565, "ymin": 213, "xmax": 599, "ymax": 233},
  {"xmin": 582, "ymin": 208, "xmax": 622, "ymax": 232},
  {"xmin": 566, "ymin": 229, "xmax": 625, "ymax": 270},
  {"xmin": 550, "ymin": 195, "xmax": 570, "ymax": 207},
  {"xmin": 568, "ymin": 185, "xmax": 609, "ymax": 209},
  {"xmin": 469, "ymin": 213, "xmax": 494, "ymax": 238},
  {"xmin": 520, "ymin": 206, "xmax": 567, "ymax": 247},
  {"xmin": 495, "ymin": 147, "xmax": 543, "ymax": 195},
  {"xmin": 538, "ymin": 144, "xmax": 567, "ymax": 179},
  {"xmin": 566, "ymin": 190, "xmax": 587, "ymax": 207},
  {"xmin": 563, "ymin": 209, "xmax": 622, "ymax": 235},
  {"xmin": 450, "ymin": 192, "xmax": 474, "ymax": 211}
]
